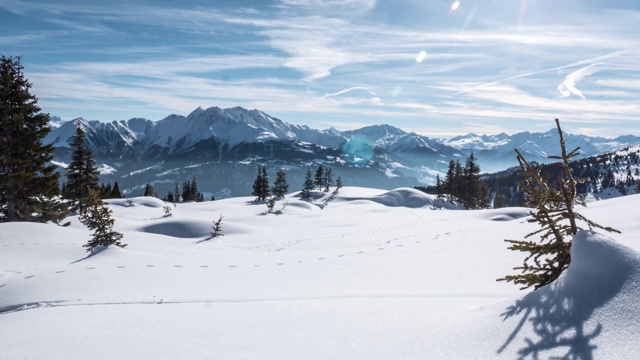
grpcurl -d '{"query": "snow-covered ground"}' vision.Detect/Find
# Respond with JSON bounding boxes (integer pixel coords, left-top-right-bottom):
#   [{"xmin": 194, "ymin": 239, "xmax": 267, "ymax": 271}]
[{"xmin": 1, "ymin": 187, "xmax": 639, "ymax": 359}]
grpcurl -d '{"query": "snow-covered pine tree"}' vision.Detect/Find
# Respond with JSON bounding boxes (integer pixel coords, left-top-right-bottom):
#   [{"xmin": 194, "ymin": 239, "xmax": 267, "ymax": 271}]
[
  {"xmin": 498, "ymin": 119, "xmax": 620, "ymax": 290},
  {"xmin": 0, "ymin": 56, "xmax": 67, "ymax": 222},
  {"xmin": 79, "ymin": 188, "xmax": 126, "ymax": 252},
  {"xmin": 64, "ymin": 122, "xmax": 100, "ymax": 214}
]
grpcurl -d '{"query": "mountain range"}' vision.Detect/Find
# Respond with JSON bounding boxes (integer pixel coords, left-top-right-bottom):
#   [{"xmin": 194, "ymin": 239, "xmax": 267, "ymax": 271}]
[{"xmin": 45, "ymin": 106, "xmax": 640, "ymax": 198}]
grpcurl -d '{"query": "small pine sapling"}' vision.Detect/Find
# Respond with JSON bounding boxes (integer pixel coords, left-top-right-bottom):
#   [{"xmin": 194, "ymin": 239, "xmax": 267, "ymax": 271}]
[
  {"xmin": 266, "ymin": 196, "xmax": 276, "ymax": 213},
  {"xmin": 498, "ymin": 119, "xmax": 620, "ymax": 290},
  {"xmin": 211, "ymin": 215, "xmax": 224, "ymax": 238},
  {"xmin": 80, "ymin": 189, "xmax": 126, "ymax": 252},
  {"xmin": 163, "ymin": 202, "xmax": 172, "ymax": 216}
]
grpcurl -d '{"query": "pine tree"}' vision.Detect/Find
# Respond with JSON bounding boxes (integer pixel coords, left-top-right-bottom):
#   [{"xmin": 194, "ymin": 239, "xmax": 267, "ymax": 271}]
[
  {"xmin": 435, "ymin": 174, "xmax": 443, "ymax": 200},
  {"xmin": 251, "ymin": 166, "xmax": 270, "ymax": 201},
  {"xmin": 111, "ymin": 182, "xmax": 122, "ymax": 198},
  {"xmin": 260, "ymin": 166, "xmax": 270, "ymax": 200},
  {"xmin": 210, "ymin": 215, "xmax": 224, "ymax": 238},
  {"xmin": 64, "ymin": 122, "xmax": 100, "ymax": 214},
  {"xmin": 314, "ymin": 165, "xmax": 324, "ymax": 190},
  {"xmin": 143, "ymin": 183, "xmax": 155, "ymax": 197},
  {"xmin": 301, "ymin": 168, "xmax": 315, "ymax": 199},
  {"xmin": 252, "ymin": 166, "xmax": 263, "ymax": 201},
  {"xmin": 166, "ymin": 191, "xmax": 175, "ymax": 203},
  {"xmin": 323, "ymin": 167, "xmax": 334, "ymax": 192},
  {"xmin": 498, "ymin": 119, "xmax": 620, "ymax": 290},
  {"xmin": 174, "ymin": 183, "xmax": 181, "ymax": 202},
  {"xmin": 0, "ymin": 56, "xmax": 66, "ymax": 222},
  {"xmin": 271, "ymin": 169, "xmax": 289, "ymax": 199},
  {"xmin": 336, "ymin": 176, "xmax": 343, "ymax": 191},
  {"xmin": 79, "ymin": 188, "xmax": 126, "ymax": 252},
  {"xmin": 444, "ymin": 160, "xmax": 456, "ymax": 202},
  {"xmin": 462, "ymin": 153, "xmax": 481, "ymax": 209}
]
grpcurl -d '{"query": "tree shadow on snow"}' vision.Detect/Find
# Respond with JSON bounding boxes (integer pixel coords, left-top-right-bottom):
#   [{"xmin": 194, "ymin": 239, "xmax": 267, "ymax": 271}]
[
  {"xmin": 498, "ymin": 240, "xmax": 635, "ymax": 359},
  {"xmin": 69, "ymin": 245, "xmax": 109, "ymax": 264},
  {"xmin": 498, "ymin": 288, "xmax": 603, "ymax": 359}
]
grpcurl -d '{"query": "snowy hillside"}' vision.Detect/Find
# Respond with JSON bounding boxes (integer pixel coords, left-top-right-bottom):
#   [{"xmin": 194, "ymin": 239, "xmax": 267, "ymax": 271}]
[{"xmin": 1, "ymin": 187, "xmax": 639, "ymax": 359}]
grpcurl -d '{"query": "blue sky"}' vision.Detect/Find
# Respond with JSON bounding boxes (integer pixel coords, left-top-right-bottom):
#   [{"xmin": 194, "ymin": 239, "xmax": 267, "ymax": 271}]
[{"xmin": 1, "ymin": 0, "xmax": 639, "ymax": 138}]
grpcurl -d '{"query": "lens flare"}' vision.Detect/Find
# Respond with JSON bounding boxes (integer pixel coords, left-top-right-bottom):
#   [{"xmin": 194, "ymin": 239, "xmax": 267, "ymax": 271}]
[
  {"xmin": 342, "ymin": 136, "xmax": 374, "ymax": 165},
  {"xmin": 416, "ymin": 50, "xmax": 427, "ymax": 63},
  {"xmin": 450, "ymin": 1, "xmax": 460, "ymax": 13}
]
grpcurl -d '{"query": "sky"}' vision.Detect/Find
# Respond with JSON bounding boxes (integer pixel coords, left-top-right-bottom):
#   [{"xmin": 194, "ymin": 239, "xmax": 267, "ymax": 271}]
[{"xmin": 1, "ymin": 0, "xmax": 639, "ymax": 138}]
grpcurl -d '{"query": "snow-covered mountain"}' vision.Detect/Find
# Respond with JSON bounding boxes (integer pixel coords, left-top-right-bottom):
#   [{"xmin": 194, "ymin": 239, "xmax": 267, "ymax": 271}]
[
  {"xmin": 445, "ymin": 129, "xmax": 638, "ymax": 172},
  {"xmin": 45, "ymin": 106, "xmax": 640, "ymax": 198}
]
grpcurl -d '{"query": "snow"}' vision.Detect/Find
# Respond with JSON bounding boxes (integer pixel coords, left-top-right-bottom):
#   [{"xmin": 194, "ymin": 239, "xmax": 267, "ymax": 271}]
[{"xmin": 1, "ymin": 188, "xmax": 639, "ymax": 359}]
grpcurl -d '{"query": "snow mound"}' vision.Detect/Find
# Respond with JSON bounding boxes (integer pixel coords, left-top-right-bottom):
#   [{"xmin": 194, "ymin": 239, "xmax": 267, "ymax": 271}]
[
  {"xmin": 108, "ymin": 196, "xmax": 165, "ymax": 208},
  {"xmin": 140, "ymin": 219, "xmax": 211, "ymax": 238},
  {"xmin": 339, "ymin": 187, "xmax": 436, "ymax": 208},
  {"xmin": 498, "ymin": 230, "xmax": 640, "ymax": 358},
  {"xmin": 373, "ymin": 188, "xmax": 435, "ymax": 208},
  {"xmin": 481, "ymin": 208, "xmax": 531, "ymax": 221}
]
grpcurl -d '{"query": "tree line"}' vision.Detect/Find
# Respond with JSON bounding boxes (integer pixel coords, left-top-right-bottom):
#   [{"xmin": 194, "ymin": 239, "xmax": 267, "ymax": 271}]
[{"xmin": 251, "ymin": 164, "xmax": 342, "ymax": 202}]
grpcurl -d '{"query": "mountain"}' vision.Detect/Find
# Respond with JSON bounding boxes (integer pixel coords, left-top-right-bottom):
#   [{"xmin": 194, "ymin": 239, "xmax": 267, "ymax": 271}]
[
  {"xmin": 45, "ymin": 106, "xmax": 640, "ymax": 198},
  {"xmin": 445, "ymin": 129, "xmax": 638, "ymax": 172}
]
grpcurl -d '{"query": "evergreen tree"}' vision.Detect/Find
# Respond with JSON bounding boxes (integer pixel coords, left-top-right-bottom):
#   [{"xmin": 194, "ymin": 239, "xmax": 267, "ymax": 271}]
[
  {"xmin": 64, "ymin": 122, "xmax": 100, "ymax": 213},
  {"xmin": 336, "ymin": 176, "xmax": 343, "ymax": 191},
  {"xmin": 251, "ymin": 166, "xmax": 270, "ymax": 201},
  {"xmin": 210, "ymin": 215, "xmax": 224, "ymax": 238},
  {"xmin": 435, "ymin": 174, "xmax": 443, "ymax": 200},
  {"xmin": 462, "ymin": 153, "xmax": 481, "ymax": 209},
  {"xmin": 252, "ymin": 166, "xmax": 263, "ymax": 201},
  {"xmin": 143, "ymin": 183, "xmax": 155, "ymax": 197},
  {"xmin": 444, "ymin": 160, "xmax": 456, "ymax": 202},
  {"xmin": 301, "ymin": 168, "xmax": 315, "ymax": 199},
  {"xmin": 271, "ymin": 168, "xmax": 289, "ymax": 199},
  {"xmin": 0, "ymin": 56, "xmax": 66, "ymax": 222},
  {"xmin": 79, "ymin": 188, "xmax": 126, "ymax": 252},
  {"xmin": 454, "ymin": 160, "xmax": 463, "ymax": 200},
  {"xmin": 166, "ymin": 191, "xmax": 174, "ymax": 203},
  {"xmin": 260, "ymin": 166, "xmax": 270, "ymax": 200},
  {"xmin": 111, "ymin": 182, "xmax": 122, "ymax": 198},
  {"xmin": 314, "ymin": 165, "xmax": 325, "ymax": 189},
  {"xmin": 323, "ymin": 167, "xmax": 334, "ymax": 192},
  {"xmin": 181, "ymin": 180, "xmax": 190, "ymax": 201},
  {"xmin": 498, "ymin": 119, "xmax": 620, "ymax": 290},
  {"xmin": 174, "ymin": 183, "xmax": 181, "ymax": 202}
]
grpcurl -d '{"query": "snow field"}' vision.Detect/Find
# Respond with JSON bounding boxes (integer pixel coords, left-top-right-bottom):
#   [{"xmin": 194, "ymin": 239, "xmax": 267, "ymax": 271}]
[{"xmin": 1, "ymin": 187, "xmax": 639, "ymax": 359}]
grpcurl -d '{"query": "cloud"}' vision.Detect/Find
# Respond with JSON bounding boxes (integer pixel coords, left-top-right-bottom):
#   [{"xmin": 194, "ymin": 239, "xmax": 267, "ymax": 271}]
[
  {"xmin": 557, "ymin": 63, "xmax": 601, "ymax": 99},
  {"xmin": 323, "ymin": 86, "xmax": 373, "ymax": 98}
]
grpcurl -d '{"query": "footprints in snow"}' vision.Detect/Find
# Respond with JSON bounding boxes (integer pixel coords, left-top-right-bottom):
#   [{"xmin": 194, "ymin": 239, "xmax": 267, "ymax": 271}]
[{"xmin": 4, "ymin": 235, "xmax": 430, "ymax": 279}]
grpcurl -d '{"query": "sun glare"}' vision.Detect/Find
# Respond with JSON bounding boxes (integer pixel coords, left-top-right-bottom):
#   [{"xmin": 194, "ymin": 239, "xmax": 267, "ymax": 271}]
[
  {"xmin": 450, "ymin": 1, "xmax": 460, "ymax": 14},
  {"xmin": 416, "ymin": 50, "xmax": 427, "ymax": 63}
]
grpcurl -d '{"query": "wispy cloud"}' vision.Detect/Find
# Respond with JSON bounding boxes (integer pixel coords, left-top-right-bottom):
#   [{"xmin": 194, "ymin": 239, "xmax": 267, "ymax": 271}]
[
  {"xmin": 2, "ymin": 0, "xmax": 640, "ymax": 137},
  {"xmin": 557, "ymin": 63, "xmax": 601, "ymax": 99}
]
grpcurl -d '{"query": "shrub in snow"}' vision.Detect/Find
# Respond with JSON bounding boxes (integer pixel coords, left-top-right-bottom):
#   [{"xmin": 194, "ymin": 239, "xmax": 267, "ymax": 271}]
[
  {"xmin": 498, "ymin": 119, "xmax": 620, "ymax": 290},
  {"xmin": 163, "ymin": 203, "xmax": 172, "ymax": 216}
]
